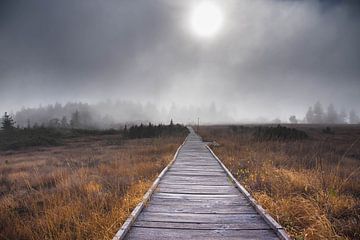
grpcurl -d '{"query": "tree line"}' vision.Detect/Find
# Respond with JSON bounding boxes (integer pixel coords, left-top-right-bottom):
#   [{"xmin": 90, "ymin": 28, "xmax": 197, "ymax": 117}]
[
  {"xmin": 289, "ymin": 102, "xmax": 359, "ymax": 124},
  {"xmin": 0, "ymin": 112, "xmax": 186, "ymax": 151},
  {"xmin": 124, "ymin": 120, "xmax": 188, "ymax": 139}
]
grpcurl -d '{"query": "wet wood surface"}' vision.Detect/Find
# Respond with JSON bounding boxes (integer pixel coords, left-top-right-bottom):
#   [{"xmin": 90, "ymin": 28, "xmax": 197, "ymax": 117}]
[{"xmin": 124, "ymin": 128, "xmax": 284, "ymax": 240}]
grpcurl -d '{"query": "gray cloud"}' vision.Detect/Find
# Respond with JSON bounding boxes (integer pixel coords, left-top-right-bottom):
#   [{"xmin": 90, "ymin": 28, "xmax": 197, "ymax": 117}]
[{"xmin": 0, "ymin": 0, "xmax": 359, "ymax": 121}]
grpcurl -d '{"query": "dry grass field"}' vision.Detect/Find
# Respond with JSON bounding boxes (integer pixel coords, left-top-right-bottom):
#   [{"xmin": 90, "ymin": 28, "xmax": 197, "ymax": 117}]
[
  {"xmin": 199, "ymin": 125, "xmax": 360, "ymax": 240},
  {"xmin": 0, "ymin": 134, "xmax": 184, "ymax": 240}
]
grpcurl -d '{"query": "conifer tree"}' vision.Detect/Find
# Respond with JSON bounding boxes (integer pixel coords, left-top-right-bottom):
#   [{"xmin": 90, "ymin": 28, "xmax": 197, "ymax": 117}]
[
  {"xmin": 349, "ymin": 110, "xmax": 360, "ymax": 124},
  {"xmin": 1, "ymin": 112, "xmax": 16, "ymax": 131},
  {"xmin": 70, "ymin": 110, "xmax": 80, "ymax": 128}
]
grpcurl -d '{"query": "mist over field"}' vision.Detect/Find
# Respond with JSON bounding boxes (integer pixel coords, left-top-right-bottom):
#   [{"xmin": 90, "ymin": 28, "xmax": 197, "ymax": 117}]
[
  {"xmin": 1, "ymin": 0, "xmax": 360, "ymax": 123},
  {"xmin": 13, "ymin": 101, "xmax": 232, "ymax": 128},
  {"xmin": 1, "ymin": 2, "xmax": 360, "ymax": 240}
]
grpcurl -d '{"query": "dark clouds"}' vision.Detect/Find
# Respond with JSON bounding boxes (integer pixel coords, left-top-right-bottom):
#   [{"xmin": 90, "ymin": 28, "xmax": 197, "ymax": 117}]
[{"xmin": 0, "ymin": 0, "xmax": 359, "ymax": 121}]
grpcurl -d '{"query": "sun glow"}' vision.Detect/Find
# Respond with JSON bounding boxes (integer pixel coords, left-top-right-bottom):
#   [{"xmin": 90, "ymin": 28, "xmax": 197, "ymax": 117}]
[{"xmin": 190, "ymin": 1, "xmax": 223, "ymax": 38}]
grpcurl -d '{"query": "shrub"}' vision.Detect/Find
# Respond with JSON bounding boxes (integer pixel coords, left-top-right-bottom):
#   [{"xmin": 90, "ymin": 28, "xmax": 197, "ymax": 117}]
[
  {"xmin": 229, "ymin": 125, "xmax": 308, "ymax": 141},
  {"xmin": 125, "ymin": 122, "xmax": 188, "ymax": 139},
  {"xmin": 0, "ymin": 128, "xmax": 122, "ymax": 151},
  {"xmin": 253, "ymin": 125, "xmax": 308, "ymax": 141}
]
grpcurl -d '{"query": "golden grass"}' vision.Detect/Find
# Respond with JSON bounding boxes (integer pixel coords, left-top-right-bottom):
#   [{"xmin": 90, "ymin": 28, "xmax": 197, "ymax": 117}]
[
  {"xmin": 199, "ymin": 125, "xmax": 360, "ymax": 240},
  {"xmin": 0, "ymin": 134, "xmax": 184, "ymax": 240}
]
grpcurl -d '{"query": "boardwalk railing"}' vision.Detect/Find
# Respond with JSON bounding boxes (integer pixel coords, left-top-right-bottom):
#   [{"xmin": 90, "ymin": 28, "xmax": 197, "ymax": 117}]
[{"xmin": 113, "ymin": 127, "xmax": 291, "ymax": 240}]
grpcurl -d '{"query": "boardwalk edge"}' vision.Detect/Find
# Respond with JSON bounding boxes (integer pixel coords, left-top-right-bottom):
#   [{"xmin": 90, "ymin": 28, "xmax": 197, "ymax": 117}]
[
  {"xmin": 206, "ymin": 145, "xmax": 291, "ymax": 240},
  {"xmin": 112, "ymin": 135, "xmax": 188, "ymax": 240}
]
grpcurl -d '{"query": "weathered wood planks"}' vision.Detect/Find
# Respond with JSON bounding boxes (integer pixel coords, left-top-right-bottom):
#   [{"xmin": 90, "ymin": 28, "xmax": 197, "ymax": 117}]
[{"xmin": 113, "ymin": 127, "xmax": 290, "ymax": 240}]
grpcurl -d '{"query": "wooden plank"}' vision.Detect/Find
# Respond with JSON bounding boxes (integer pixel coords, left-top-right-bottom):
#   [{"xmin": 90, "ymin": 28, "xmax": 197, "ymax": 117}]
[
  {"xmin": 149, "ymin": 198, "xmax": 249, "ymax": 206},
  {"xmin": 133, "ymin": 221, "xmax": 271, "ymax": 230},
  {"xmin": 137, "ymin": 212, "xmax": 268, "ymax": 224},
  {"xmin": 169, "ymin": 168, "xmax": 224, "ymax": 172},
  {"xmin": 159, "ymin": 180, "xmax": 231, "ymax": 186},
  {"xmin": 126, "ymin": 227, "xmax": 279, "ymax": 240},
  {"xmin": 157, "ymin": 184, "xmax": 236, "ymax": 190},
  {"xmin": 143, "ymin": 204, "xmax": 256, "ymax": 214},
  {"xmin": 155, "ymin": 189, "xmax": 238, "ymax": 195},
  {"xmin": 160, "ymin": 176, "xmax": 230, "ymax": 183},
  {"xmin": 166, "ymin": 172, "xmax": 225, "ymax": 177},
  {"xmin": 156, "ymin": 185, "xmax": 239, "ymax": 195},
  {"xmin": 169, "ymin": 167, "xmax": 222, "ymax": 171},
  {"xmin": 152, "ymin": 192, "xmax": 240, "ymax": 199}
]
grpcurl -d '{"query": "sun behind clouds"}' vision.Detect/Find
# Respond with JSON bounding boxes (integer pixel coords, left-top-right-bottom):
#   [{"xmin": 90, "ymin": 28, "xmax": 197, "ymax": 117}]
[{"xmin": 189, "ymin": 1, "xmax": 224, "ymax": 38}]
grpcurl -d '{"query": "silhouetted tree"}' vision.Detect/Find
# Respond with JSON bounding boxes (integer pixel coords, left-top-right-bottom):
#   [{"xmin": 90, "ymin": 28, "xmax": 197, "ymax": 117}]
[
  {"xmin": 305, "ymin": 107, "xmax": 314, "ymax": 123},
  {"xmin": 325, "ymin": 103, "xmax": 338, "ymax": 124},
  {"xmin": 70, "ymin": 110, "xmax": 80, "ymax": 128},
  {"xmin": 289, "ymin": 115, "xmax": 298, "ymax": 124},
  {"xmin": 1, "ymin": 112, "xmax": 16, "ymax": 131},
  {"xmin": 126, "ymin": 122, "xmax": 187, "ymax": 139},
  {"xmin": 338, "ymin": 108, "xmax": 347, "ymax": 124},
  {"xmin": 272, "ymin": 118, "xmax": 281, "ymax": 124},
  {"xmin": 349, "ymin": 110, "xmax": 360, "ymax": 124},
  {"xmin": 61, "ymin": 116, "xmax": 68, "ymax": 128},
  {"xmin": 313, "ymin": 101, "xmax": 324, "ymax": 123},
  {"xmin": 48, "ymin": 118, "xmax": 60, "ymax": 128}
]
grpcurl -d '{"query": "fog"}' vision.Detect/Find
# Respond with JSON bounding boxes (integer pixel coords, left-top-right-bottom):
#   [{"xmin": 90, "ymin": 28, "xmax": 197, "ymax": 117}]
[
  {"xmin": 13, "ymin": 101, "xmax": 233, "ymax": 128},
  {"xmin": 1, "ymin": 0, "xmax": 359, "ymax": 123}
]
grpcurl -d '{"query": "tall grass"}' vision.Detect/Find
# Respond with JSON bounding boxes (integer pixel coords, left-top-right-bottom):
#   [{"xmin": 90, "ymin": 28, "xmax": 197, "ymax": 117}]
[
  {"xmin": 0, "ymin": 134, "xmax": 184, "ymax": 240},
  {"xmin": 200, "ymin": 125, "xmax": 360, "ymax": 240}
]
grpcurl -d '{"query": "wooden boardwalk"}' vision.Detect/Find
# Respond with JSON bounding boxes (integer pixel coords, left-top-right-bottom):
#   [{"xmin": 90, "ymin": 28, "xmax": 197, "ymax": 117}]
[{"xmin": 113, "ymin": 127, "xmax": 290, "ymax": 240}]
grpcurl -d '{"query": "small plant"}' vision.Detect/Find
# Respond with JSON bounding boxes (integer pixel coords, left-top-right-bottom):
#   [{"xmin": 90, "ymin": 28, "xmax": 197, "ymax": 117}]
[{"xmin": 322, "ymin": 126, "xmax": 334, "ymax": 134}]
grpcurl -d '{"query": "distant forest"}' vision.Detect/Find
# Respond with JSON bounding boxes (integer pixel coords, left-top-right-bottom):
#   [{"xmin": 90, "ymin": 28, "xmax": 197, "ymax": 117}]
[
  {"xmin": 2, "ymin": 101, "xmax": 359, "ymax": 129},
  {"xmin": 10, "ymin": 101, "xmax": 230, "ymax": 129},
  {"xmin": 289, "ymin": 101, "xmax": 360, "ymax": 124},
  {"xmin": 14, "ymin": 102, "xmax": 118, "ymax": 129}
]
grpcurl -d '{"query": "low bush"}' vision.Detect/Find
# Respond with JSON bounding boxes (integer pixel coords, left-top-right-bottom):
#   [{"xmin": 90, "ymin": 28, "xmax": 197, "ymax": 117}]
[
  {"xmin": 0, "ymin": 128, "xmax": 121, "ymax": 150},
  {"xmin": 125, "ymin": 122, "xmax": 188, "ymax": 139},
  {"xmin": 230, "ymin": 125, "xmax": 309, "ymax": 141}
]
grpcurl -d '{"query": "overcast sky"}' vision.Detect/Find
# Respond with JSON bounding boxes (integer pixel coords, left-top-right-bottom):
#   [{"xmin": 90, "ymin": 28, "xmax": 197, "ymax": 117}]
[{"xmin": 0, "ymin": 0, "xmax": 359, "ymax": 121}]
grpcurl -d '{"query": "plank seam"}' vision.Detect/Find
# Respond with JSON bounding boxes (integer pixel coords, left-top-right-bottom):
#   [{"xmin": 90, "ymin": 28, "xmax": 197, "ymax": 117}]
[
  {"xmin": 112, "ymin": 135, "xmax": 189, "ymax": 240},
  {"xmin": 131, "ymin": 226, "xmax": 273, "ymax": 231},
  {"xmin": 206, "ymin": 145, "xmax": 292, "ymax": 240}
]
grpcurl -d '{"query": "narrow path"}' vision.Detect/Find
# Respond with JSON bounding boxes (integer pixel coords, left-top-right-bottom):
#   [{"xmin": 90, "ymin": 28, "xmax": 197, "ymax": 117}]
[{"xmin": 116, "ymin": 127, "xmax": 289, "ymax": 240}]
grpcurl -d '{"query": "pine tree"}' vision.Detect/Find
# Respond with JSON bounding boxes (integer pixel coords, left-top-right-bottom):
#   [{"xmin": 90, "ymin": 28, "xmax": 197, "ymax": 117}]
[
  {"xmin": 61, "ymin": 116, "xmax": 68, "ymax": 128},
  {"xmin": 305, "ymin": 107, "xmax": 314, "ymax": 123},
  {"xmin": 325, "ymin": 104, "xmax": 338, "ymax": 124},
  {"xmin": 289, "ymin": 115, "xmax": 298, "ymax": 124},
  {"xmin": 70, "ymin": 110, "xmax": 80, "ymax": 128},
  {"xmin": 338, "ymin": 108, "xmax": 347, "ymax": 124},
  {"xmin": 349, "ymin": 110, "xmax": 360, "ymax": 124},
  {"xmin": 313, "ymin": 101, "xmax": 324, "ymax": 124},
  {"xmin": 1, "ymin": 112, "xmax": 16, "ymax": 131}
]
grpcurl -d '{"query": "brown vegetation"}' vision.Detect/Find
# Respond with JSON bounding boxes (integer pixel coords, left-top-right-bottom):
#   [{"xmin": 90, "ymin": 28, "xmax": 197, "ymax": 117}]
[
  {"xmin": 0, "ymin": 134, "xmax": 184, "ymax": 240},
  {"xmin": 199, "ymin": 125, "xmax": 360, "ymax": 240}
]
